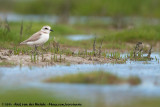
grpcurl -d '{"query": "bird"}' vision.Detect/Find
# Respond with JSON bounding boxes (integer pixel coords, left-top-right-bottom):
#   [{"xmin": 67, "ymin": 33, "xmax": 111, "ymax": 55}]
[
  {"xmin": 20, "ymin": 25, "xmax": 53, "ymax": 53},
  {"xmin": 134, "ymin": 42, "xmax": 143, "ymax": 57}
]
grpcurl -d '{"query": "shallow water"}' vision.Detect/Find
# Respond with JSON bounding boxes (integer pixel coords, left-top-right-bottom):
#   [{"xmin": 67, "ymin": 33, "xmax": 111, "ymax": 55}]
[
  {"xmin": 1, "ymin": 13, "xmax": 160, "ymax": 26},
  {"xmin": 66, "ymin": 34, "xmax": 94, "ymax": 41},
  {"xmin": 0, "ymin": 53, "xmax": 160, "ymax": 105}
]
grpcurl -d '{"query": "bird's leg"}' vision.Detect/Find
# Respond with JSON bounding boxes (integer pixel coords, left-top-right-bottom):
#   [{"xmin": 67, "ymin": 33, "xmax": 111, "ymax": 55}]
[
  {"xmin": 34, "ymin": 45, "xmax": 38, "ymax": 55},
  {"xmin": 35, "ymin": 45, "xmax": 37, "ymax": 52}
]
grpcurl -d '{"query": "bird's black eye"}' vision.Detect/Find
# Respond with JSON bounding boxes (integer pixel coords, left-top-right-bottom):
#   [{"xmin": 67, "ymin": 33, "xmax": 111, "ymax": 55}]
[{"xmin": 45, "ymin": 28, "xmax": 48, "ymax": 30}]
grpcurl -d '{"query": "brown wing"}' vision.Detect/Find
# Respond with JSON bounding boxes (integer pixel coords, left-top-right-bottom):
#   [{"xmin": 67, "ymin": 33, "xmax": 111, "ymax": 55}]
[{"xmin": 20, "ymin": 31, "xmax": 41, "ymax": 44}]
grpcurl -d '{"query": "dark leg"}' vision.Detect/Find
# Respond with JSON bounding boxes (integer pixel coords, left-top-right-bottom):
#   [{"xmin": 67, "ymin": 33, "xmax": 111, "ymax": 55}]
[{"xmin": 34, "ymin": 45, "xmax": 38, "ymax": 54}]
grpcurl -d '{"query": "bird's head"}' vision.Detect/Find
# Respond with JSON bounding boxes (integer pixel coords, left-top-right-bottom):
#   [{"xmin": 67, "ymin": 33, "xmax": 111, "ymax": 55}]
[{"xmin": 41, "ymin": 25, "xmax": 53, "ymax": 34}]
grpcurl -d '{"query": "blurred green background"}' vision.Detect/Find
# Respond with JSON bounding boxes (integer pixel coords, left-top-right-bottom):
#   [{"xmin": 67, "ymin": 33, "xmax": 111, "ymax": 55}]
[{"xmin": 0, "ymin": 0, "xmax": 160, "ymax": 17}]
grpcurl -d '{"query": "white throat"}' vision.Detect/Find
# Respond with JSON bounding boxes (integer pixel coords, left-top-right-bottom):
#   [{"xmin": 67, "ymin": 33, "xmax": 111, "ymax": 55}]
[{"xmin": 41, "ymin": 30, "xmax": 50, "ymax": 34}]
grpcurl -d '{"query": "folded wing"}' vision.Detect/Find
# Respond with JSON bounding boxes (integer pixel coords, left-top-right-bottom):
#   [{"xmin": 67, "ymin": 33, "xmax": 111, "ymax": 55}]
[{"xmin": 20, "ymin": 31, "xmax": 42, "ymax": 45}]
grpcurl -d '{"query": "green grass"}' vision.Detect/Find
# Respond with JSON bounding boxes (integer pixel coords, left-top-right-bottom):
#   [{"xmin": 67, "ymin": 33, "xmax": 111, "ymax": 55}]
[
  {"xmin": 117, "ymin": 98, "xmax": 160, "ymax": 107},
  {"xmin": 0, "ymin": 88, "xmax": 83, "ymax": 107},
  {"xmin": 131, "ymin": 98, "xmax": 160, "ymax": 107},
  {"xmin": 0, "ymin": 88, "xmax": 160, "ymax": 107},
  {"xmin": 0, "ymin": 61, "xmax": 15, "ymax": 67},
  {"xmin": 0, "ymin": 89, "xmax": 54, "ymax": 103},
  {"xmin": 0, "ymin": 21, "xmax": 160, "ymax": 50},
  {"xmin": 44, "ymin": 71, "xmax": 141, "ymax": 85},
  {"xmin": 1, "ymin": 0, "xmax": 160, "ymax": 17},
  {"xmin": 101, "ymin": 25, "xmax": 160, "ymax": 43}
]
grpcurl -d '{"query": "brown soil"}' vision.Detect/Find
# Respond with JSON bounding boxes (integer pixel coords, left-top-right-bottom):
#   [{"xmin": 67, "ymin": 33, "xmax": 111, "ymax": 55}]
[{"xmin": 0, "ymin": 49, "xmax": 120, "ymax": 67}]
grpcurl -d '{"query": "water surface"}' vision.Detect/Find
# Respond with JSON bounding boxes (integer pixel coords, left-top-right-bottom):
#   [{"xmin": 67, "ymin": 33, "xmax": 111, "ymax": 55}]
[
  {"xmin": 1, "ymin": 13, "xmax": 160, "ymax": 26},
  {"xmin": 0, "ymin": 53, "xmax": 160, "ymax": 105},
  {"xmin": 66, "ymin": 34, "xmax": 94, "ymax": 41}
]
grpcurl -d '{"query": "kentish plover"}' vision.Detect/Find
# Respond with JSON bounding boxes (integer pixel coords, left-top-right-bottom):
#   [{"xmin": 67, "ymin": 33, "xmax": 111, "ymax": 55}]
[{"xmin": 20, "ymin": 25, "xmax": 53, "ymax": 52}]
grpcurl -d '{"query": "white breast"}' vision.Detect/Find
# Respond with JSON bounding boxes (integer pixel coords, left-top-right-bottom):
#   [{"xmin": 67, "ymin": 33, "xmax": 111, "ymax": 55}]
[{"xmin": 27, "ymin": 34, "xmax": 49, "ymax": 46}]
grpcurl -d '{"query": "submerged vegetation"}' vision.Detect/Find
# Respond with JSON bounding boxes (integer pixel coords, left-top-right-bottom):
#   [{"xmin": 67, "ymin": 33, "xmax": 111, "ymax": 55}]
[
  {"xmin": 44, "ymin": 71, "xmax": 141, "ymax": 85},
  {"xmin": 0, "ymin": 88, "xmax": 82, "ymax": 105},
  {"xmin": 1, "ymin": 88, "xmax": 160, "ymax": 107},
  {"xmin": 0, "ymin": 89, "xmax": 54, "ymax": 103},
  {"xmin": 0, "ymin": 61, "xmax": 15, "ymax": 67},
  {"xmin": 118, "ymin": 98, "xmax": 160, "ymax": 107}
]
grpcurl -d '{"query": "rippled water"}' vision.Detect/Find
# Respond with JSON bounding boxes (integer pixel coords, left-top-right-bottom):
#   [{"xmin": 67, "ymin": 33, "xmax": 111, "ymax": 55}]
[{"xmin": 0, "ymin": 53, "xmax": 160, "ymax": 105}]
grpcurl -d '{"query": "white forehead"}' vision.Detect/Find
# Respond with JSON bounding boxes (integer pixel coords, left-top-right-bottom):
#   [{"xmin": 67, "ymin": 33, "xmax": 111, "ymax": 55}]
[{"xmin": 42, "ymin": 26, "xmax": 51, "ymax": 29}]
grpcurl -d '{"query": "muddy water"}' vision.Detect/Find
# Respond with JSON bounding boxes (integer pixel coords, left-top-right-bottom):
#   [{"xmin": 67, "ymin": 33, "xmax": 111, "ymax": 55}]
[{"xmin": 0, "ymin": 53, "xmax": 160, "ymax": 105}]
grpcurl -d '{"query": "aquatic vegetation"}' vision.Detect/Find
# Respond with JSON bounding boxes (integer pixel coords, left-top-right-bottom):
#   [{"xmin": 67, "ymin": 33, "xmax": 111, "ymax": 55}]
[
  {"xmin": 127, "ymin": 42, "xmax": 155, "ymax": 61},
  {"xmin": 117, "ymin": 98, "xmax": 160, "ymax": 107},
  {"xmin": 30, "ymin": 54, "xmax": 33, "ymax": 62},
  {"xmin": 0, "ymin": 61, "xmax": 15, "ymax": 67},
  {"xmin": 33, "ymin": 53, "xmax": 36, "ymax": 63},
  {"xmin": 0, "ymin": 88, "xmax": 69, "ymax": 104},
  {"xmin": 128, "ymin": 77, "xmax": 141, "ymax": 85},
  {"xmin": 13, "ymin": 47, "xmax": 21, "ymax": 55},
  {"xmin": 112, "ymin": 59, "xmax": 127, "ymax": 64},
  {"xmin": 44, "ymin": 71, "xmax": 141, "ymax": 85}
]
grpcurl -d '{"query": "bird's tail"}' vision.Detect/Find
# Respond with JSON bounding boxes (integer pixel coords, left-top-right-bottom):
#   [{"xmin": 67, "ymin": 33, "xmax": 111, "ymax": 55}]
[{"xmin": 20, "ymin": 41, "xmax": 27, "ymax": 45}]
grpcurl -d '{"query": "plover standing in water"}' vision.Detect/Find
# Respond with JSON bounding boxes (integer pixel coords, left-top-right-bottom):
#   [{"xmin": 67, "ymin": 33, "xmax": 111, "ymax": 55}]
[{"xmin": 20, "ymin": 25, "xmax": 53, "ymax": 53}]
